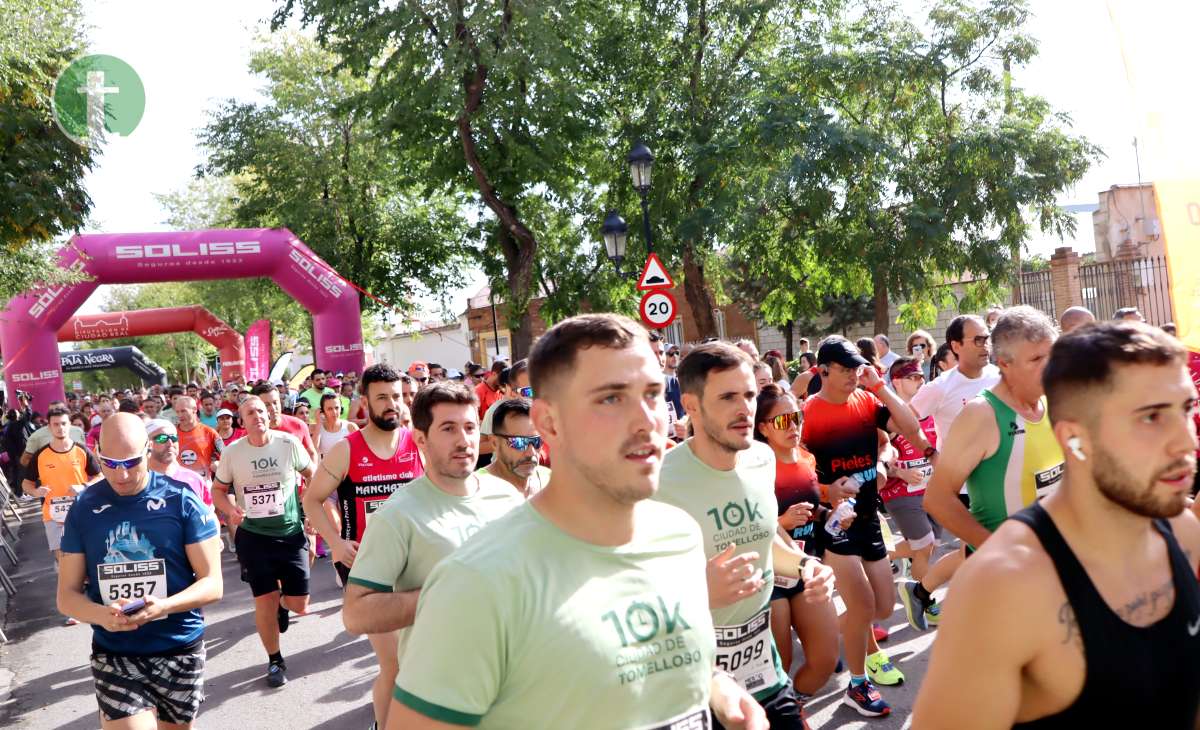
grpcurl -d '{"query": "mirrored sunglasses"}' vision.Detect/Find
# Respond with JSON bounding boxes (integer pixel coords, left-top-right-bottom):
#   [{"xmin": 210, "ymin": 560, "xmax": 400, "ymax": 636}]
[
  {"xmin": 151, "ymin": 433, "xmax": 179, "ymax": 444},
  {"xmin": 771, "ymin": 411, "xmax": 801, "ymax": 430},
  {"xmin": 496, "ymin": 434, "xmax": 542, "ymax": 451}
]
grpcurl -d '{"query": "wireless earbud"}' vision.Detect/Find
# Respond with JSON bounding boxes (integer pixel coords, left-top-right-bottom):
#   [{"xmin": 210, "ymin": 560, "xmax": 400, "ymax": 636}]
[{"xmin": 1067, "ymin": 436, "xmax": 1086, "ymax": 462}]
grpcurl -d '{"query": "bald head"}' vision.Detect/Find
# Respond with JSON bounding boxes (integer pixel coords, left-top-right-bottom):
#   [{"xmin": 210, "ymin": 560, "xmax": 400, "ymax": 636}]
[
  {"xmin": 99, "ymin": 412, "xmax": 149, "ymax": 458},
  {"xmin": 1059, "ymin": 306, "xmax": 1096, "ymax": 334}
]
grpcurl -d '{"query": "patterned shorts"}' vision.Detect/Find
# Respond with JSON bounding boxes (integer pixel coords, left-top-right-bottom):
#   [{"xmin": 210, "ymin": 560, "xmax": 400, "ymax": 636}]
[{"xmin": 90, "ymin": 647, "xmax": 205, "ymax": 724}]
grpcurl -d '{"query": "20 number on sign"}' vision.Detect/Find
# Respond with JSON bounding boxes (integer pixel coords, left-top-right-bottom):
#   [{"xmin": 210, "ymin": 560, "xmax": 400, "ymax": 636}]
[{"xmin": 639, "ymin": 290, "xmax": 677, "ymax": 329}]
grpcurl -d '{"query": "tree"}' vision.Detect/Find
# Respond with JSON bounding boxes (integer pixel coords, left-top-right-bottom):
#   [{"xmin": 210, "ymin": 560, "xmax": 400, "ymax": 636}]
[
  {"xmin": 197, "ymin": 32, "xmax": 472, "ymax": 318},
  {"xmin": 0, "ymin": 0, "xmax": 97, "ymax": 300},
  {"xmin": 271, "ymin": 1, "xmax": 633, "ymax": 357},
  {"xmin": 786, "ymin": 0, "xmax": 1099, "ymax": 332}
]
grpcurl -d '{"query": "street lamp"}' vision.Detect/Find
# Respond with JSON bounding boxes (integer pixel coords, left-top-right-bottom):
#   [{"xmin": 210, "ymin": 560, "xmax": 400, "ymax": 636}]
[
  {"xmin": 627, "ymin": 142, "xmax": 655, "ymax": 254},
  {"xmin": 602, "ymin": 210, "xmax": 629, "ymax": 276}
]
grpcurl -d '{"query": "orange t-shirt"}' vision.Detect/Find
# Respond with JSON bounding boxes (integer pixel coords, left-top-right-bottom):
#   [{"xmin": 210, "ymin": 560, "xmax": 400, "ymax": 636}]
[
  {"xmin": 27, "ymin": 442, "xmax": 99, "ymax": 522},
  {"xmin": 177, "ymin": 423, "xmax": 223, "ymax": 481}
]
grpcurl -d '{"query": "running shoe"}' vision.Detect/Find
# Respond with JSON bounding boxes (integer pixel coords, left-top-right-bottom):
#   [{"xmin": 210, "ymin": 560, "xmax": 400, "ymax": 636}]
[
  {"xmin": 924, "ymin": 600, "xmax": 942, "ymax": 627},
  {"xmin": 277, "ymin": 606, "xmax": 290, "ymax": 634},
  {"xmin": 872, "ymin": 623, "xmax": 889, "ymax": 642},
  {"xmin": 897, "ymin": 580, "xmax": 928, "ymax": 632},
  {"xmin": 843, "ymin": 679, "xmax": 891, "ymax": 717},
  {"xmin": 865, "ymin": 650, "xmax": 904, "ymax": 686},
  {"xmin": 267, "ymin": 662, "xmax": 288, "ymax": 688}
]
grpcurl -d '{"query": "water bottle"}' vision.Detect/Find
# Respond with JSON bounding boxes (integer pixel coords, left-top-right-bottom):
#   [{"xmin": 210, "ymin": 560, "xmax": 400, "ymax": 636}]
[{"xmin": 825, "ymin": 498, "xmax": 857, "ymax": 538}]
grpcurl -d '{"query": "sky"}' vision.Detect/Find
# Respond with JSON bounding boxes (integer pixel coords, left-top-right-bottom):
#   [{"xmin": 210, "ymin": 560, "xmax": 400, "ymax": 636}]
[{"xmin": 70, "ymin": 0, "xmax": 1172, "ymax": 317}]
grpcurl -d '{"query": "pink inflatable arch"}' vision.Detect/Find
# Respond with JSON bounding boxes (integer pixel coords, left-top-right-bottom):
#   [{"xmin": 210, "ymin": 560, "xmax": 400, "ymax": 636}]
[{"xmin": 1, "ymin": 228, "xmax": 364, "ymax": 407}]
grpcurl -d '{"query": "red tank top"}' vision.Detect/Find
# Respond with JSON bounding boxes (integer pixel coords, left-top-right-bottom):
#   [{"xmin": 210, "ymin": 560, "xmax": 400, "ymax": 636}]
[
  {"xmin": 336, "ymin": 429, "xmax": 424, "ymax": 542},
  {"xmin": 880, "ymin": 415, "xmax": 938, "ymax": 502}
]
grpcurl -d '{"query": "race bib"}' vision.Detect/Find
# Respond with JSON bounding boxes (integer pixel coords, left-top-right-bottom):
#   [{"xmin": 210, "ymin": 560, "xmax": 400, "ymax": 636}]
[
  {"xmin": 900, "ymin": 457, "xmax": 934, "ymax": 494},
  {"xmin": 714, "ymin": 609, "xmax": 779, "ymax": 694},
  {"xmin": 97, "ymin": 559, "xmax": 168, "ymax": 608},
  {"xmin": 244, "ymin": 482, "xmax": 285, "ymax": 519},
  {"xmin": 50, "ymin": 496, "xmax": 74, "ymax": 523},
  {"xmin": 1035, "ymin": 463, "xmax": 1064, "ymax": 499},
  {"xmin": 638, "ymin": 708, "xmax": 710, "ymax": 730},
  {"xmin": 774, "ymin": 573, "xmax": 800, "ymax": 589},
  {"xmin": 363, "ymin": 497, "xmax": 387, "ymax": 526}
]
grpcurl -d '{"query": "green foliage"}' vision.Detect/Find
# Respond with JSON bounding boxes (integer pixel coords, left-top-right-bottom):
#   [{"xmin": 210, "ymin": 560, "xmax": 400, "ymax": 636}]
[
  {"xmin": 196, "ymin": 32, "xmax": 472, "ymax": 317},
  {"xmin": 0, "ymin": 0, "xmax": 97, "ymax": 300}
]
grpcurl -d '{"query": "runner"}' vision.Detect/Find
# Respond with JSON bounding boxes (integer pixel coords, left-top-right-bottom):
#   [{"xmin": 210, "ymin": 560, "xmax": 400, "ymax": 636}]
[
  {"xmin": 145, "ymin": 419, "xmax": 211, "ymax": 507},
  {"xmin": 198, "ymin": 392, "xmax": 219, "ymax": 428},
  {"xmin": 214, "ymin": 409, "xmax": 245, "ymax": 447},
  {"xmin": 914, "ymin": 321, "xmax": 1200, "ymax": 728},
  {"xmin": 250, "ymin": 383, "xmax": 318, "ymax": 462},
  {"xmin": 910, "ymin": 314, "xmax": 1000, "ymax": 447},
  {"xmin": 883, "ymin": 358, "xmax": 960, "ymax": 631},
  {"xmin": 57, "ymin": 413, "xmax": 222, "ymax": 729},
  {"xmin": 212, "ymin": 395, "xmax": 316, "ymax": 688},
  {"xmin": 175, "ymin": 396, "xmax": 223, "ymax": 485},
  {"xmin": 924, "ymin": 306, "xmax": 1064, "ymax": 551},
  {"xmin": 298, "ymin": 369, "xmax": 335, "ymax": 422},
  {"xmin": 313, "ymin": 393, "xmax": 359, "ymax": 457},
  {"xmin": 302, "ymin": 363, "xmax": 424, "ymax": 728},
  {"xmin": 1058, "ymin": 305, "xmax": 1095, "ymax": 333},
  {"xmin": 20, "ymin": 399, "xmax": 87, "ymax": 472},
  {"xmin": 22, "ymin": 406, "xmax": 102, "ymax": 576},
  {"xmin": 801, "ymin": 336, "xmax": 933, "ymax": 717},
  {"xmin": 86, "ymin": 401, "xmax": 115, "ymax": 451},
  {"xmin": 336, "ymin": 381, "xmax": 517, "ymax": 730},
  {"xmin": 473, "ymin": 361, "xmax": 506, "ymax": 469},
  {"xmin": 658, "ymin": 342, "xmax": 835, "ymax": 729},
  {"xmin": 482, "ymin": 397, "xmax": 550, "ymax": 498},
  {"xmin": 752, "ymin": 385, "xmax": 839, "ymax": 703},
  {"xmin": 386, "ymin": 314, "xmax": 766, "ymax": 729}
]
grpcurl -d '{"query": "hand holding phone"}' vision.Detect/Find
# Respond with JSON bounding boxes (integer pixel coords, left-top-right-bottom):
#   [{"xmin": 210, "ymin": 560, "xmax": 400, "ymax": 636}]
[{"xmin": 120, "ymin": 598, "xmax": 147, "ymax": 616}]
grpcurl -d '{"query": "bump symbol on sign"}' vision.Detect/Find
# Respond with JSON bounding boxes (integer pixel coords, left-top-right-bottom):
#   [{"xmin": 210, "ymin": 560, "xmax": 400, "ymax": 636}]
[{"xmin": 640, "ymin": 290, "xmax": 677, "ymax": 329}]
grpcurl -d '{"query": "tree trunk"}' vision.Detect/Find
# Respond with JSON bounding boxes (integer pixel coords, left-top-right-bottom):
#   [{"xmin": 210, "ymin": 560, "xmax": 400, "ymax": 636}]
[
  {"xmin": 682, "ymin": 243, "xmax": 718, "ymax": 339},
  {"xmin": 497, "ymin": 225, "xmax": 536, "ymax": 360},
  {"xmin": 781, "ymin": 320, "xmax": 794, "ymax": 361},
  {"xmin": 872, "ymin": 267, "xmax": 890, "ymax": 335}
]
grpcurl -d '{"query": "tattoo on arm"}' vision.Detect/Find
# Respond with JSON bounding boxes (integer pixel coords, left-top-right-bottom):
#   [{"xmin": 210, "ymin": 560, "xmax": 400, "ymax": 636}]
[{"xmin": 1058, "ymin": 602, "xmax": 1083, "ymax": 652}]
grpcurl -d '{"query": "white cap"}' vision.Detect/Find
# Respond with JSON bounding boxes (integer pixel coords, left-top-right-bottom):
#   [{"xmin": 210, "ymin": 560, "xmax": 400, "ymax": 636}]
[{"xmin": 144, "ymin": 419, "xmax": 177, "ymax": 436}]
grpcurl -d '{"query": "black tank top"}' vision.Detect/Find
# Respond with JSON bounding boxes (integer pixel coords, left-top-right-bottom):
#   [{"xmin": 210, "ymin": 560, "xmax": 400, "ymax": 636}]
[{"xmin": 1011, "ymin": 502, "xmax": 1200, "ymax": 729}]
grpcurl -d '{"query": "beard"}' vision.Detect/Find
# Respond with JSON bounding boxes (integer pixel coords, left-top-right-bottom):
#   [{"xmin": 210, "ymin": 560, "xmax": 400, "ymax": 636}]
[
  {"xmin": 500, "ymin": 451, "xmax": 538, "ymax": 479},
  {"xmin": 368, "ymin": 402, "xmax": 401, "ymax": 431},
  {"xmin": 1093, "ymin": 449, "xmax": 1189, "ymax": 519},
  {"xmin": 699, "ymin": 405, "xmax": 752, "ymax": 454}
]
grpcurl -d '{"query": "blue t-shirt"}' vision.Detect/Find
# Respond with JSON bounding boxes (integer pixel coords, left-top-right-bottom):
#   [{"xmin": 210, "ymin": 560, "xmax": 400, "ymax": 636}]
[{"xmin": 61, "ymin": 472, "xmax": 218, "ymax": 655}]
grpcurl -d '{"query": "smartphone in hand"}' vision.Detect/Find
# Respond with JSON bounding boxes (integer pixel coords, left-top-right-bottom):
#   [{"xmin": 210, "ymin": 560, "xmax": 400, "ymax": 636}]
[{"xmin": 120, "ymin": 598, "xmax": 147, "ymax": 616}]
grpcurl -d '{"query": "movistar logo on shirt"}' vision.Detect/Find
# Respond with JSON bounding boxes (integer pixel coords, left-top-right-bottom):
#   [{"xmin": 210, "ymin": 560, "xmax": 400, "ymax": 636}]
[{"xmin": 146, "ymin": 498, "xmax": 165, "ymax": 511}]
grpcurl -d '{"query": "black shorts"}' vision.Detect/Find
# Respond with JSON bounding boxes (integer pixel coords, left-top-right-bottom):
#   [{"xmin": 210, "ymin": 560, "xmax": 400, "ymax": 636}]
[
  {"xmin": 824, "ymin": 516, "xmax": 888, "ymax": 562},
  {"xmin": 714, "ymin": 684, "xmax": 804, "ymax": 730},
  {"xmin": 770, "ymin": 579, "xmax": 805, "ymax": 602},
  {"xmin": 335, "ymin": 560, "xmax": 351, "ymax": 586},
  {"xmin": 234, "ymin": 528, "xmax": 310, "ymax": 598},
  {"xmin": 91, "ymin": 647, "xmax": 205, "ymax": 724}
]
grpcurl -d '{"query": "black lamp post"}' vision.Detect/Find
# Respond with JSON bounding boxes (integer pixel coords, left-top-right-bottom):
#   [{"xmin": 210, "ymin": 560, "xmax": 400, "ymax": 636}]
[
  {"xmin": 601, "ymin": 210, "xmax": 629, "ymax": 277},
  {"xmin": 627, "ymin": 141, "xmax": 655, "ymax": 254}
]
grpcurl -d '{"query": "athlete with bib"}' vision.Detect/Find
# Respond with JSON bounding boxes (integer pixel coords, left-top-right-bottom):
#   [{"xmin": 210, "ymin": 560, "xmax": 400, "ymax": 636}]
[
  {"xmin": 212, "ymin": 395, "xmax": 316, "ymax": 689},
  {"xmin": 916, "ymin": 322, "xmax": 1200, "ymax": 728},
  {"xmin": 387, "ymin": 315, "xmax": 766, "ymax": 730},
  {"xmin": 57, "ymin": 413, "xmax": 223, "ymax": 729},
  {"xmin": 23, "ymin": 406, "xmax": 102, "ymax": 572},
  {"xmin": 303, "ymin": 364, "xmax": 425, "ymax": 729},
  {"xmin": 658, "ymin": 343, "xmax": 835, "ymax": 729},
  {"xmin": 925, "ymin": 306, "xmax": 1064, "ymax": 551}
]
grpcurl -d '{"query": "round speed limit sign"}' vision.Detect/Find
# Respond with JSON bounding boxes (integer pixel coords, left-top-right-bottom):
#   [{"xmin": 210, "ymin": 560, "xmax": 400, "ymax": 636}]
[{"xmin": 639, "ymin": 290, "xmax": 677, "ymax": 329}]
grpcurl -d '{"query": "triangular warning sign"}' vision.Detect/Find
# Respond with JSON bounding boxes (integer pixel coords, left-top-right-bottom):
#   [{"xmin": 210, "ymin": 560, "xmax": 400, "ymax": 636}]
[{"xmin": 637, "ymin": 253, "xmax": 675, "ymax": 291}]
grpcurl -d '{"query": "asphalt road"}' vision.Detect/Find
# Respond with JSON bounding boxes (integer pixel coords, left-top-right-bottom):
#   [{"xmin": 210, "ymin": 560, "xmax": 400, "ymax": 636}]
[{"xmin": 0, "ymin": 509, "xmax": 940, "ymax": 729}]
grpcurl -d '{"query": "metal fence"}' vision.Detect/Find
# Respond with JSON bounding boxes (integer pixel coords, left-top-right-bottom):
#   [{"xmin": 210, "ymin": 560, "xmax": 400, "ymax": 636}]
[
  {"xmin": 1017, "ymin": 269, "xmax": 1055, "ymax": 319},
  {"xmin": 1079, "ymin": 255, "xmax": 1175, "ymax": 325}
]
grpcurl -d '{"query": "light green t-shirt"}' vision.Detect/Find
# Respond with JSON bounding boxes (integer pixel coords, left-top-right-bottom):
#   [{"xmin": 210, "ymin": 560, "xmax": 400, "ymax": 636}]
[
  {"xmin": 474, "ymin": 464, "xmax": 551, "ymax": 498},
  {"xmin": 347, "ymin": 471, "xmax": 522, "ymax": 610},
  {"xmin": 299, "ymin": 387, "xmax": 335, "ymax": 422},
  {"xmin": 656, "ymin": 439, "xmax": 787, "ymax": 699},
  {"xmin": 394, "ymin": 500, "xmax": 715, "ymax": 729},
  {"xmin": 214, "ymin": 431, "xmax": 311, "ymax": 537}
]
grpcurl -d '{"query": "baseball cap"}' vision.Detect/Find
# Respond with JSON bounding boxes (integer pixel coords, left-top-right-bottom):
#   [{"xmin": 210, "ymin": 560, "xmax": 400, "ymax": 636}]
[
  {"xmin": 216, "ymin": 408, "xmax": 235, "ymax": 418},
  {"xmin": 817, "ymin": 338, "xmax": 869, "ymax": 369}
]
